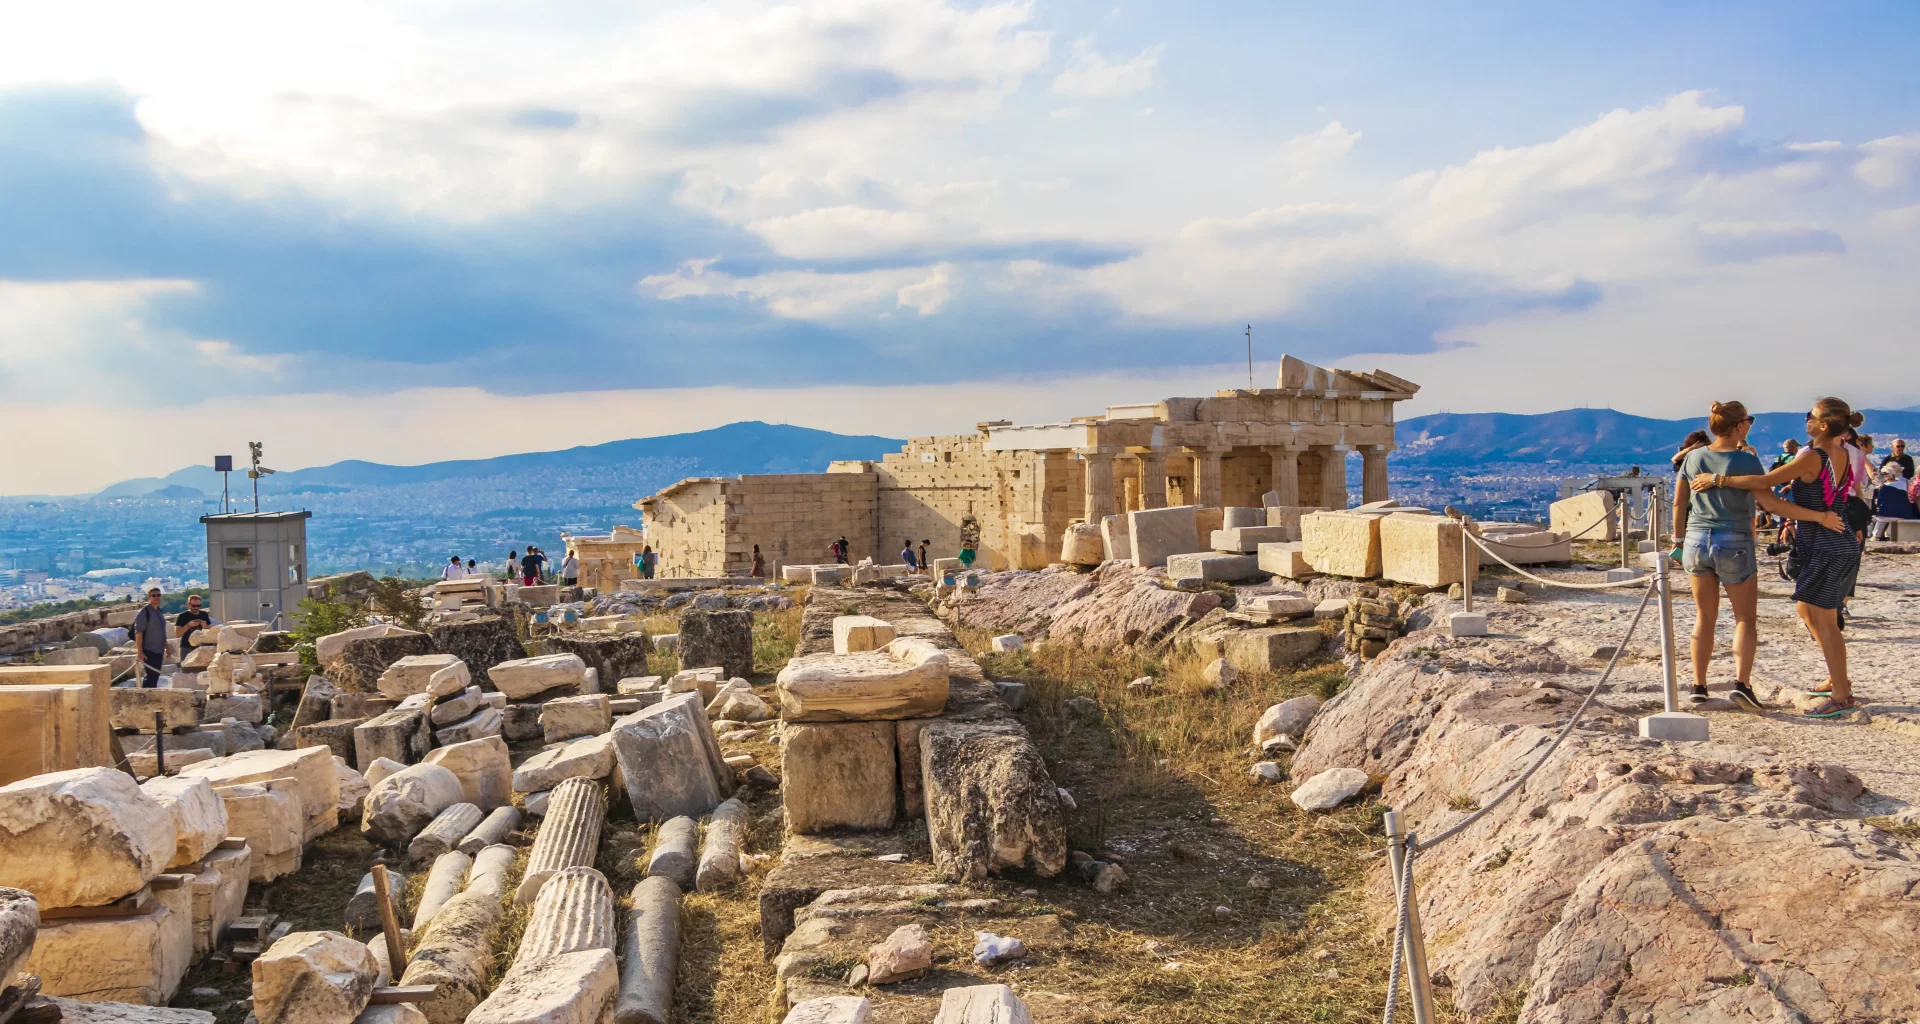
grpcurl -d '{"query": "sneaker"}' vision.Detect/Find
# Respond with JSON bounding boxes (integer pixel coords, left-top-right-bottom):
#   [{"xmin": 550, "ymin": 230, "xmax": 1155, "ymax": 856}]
[
  {"xmin": 1689, "ymin": 684, "xmax": 1709, "ymax": 704},
  {"xmin": 1729, "ymin": 683, "xmax": 1762, "ymax": 711}
]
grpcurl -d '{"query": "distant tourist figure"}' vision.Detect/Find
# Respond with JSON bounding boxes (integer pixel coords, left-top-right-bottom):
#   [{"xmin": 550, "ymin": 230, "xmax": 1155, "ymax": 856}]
[
  {"xmin": 561, "ymin": 549, "xmax": 579, "ymax": 587},
  {"xmin": 751, "ymin": 544, "xmax": 766, "ymax": 578},
  {"xmin": 466, "ymin": 559, "xmax": 477, "ymax": 573},
  {"xmin": 958, "ymin": 543, "xmax": 976, "ymax": 568},
  {"xmin": 1882, "ymin": 439, "xmax": 1914, "ymax": 480},
  {"xmin": 443, "ymin": 555, "xmax": 464, "ymax": 580},
  {"xmin": 131, "ymin": 587, "xmax": 169, "ymax": 687},
  {"xmin": 919, "ymin": 540, "xmax": 930, "ymax": 572},
  {"xmin": 531, "ymin": 546, "xmax": 550, "ymax": 582},
  {"xmin": 520, "ymin": 548, "xmax": 541, "ymax": 586},
  {"xmin": 1672, "ymin": 401, "xmax": 1840, "ymax": 710},
  {"xmin": 1671, "ymin": 430, "xmax": 1710, "ymax": 474},
  {"xmin": 1773, "ymin": 438, "xmax": 1801, "ymax": 469},
  {"xmin": 901, "ymin": 538, "xmax": 918, "ymax": 572},
  {"xmin": 639, "ymin": 546, "xmax": 656, "ymax": 580},
  {"xmin": 1693, "ymin": 397, "xmax": 1864, "ymax": 717},
  {"xmin": 506, "ymin": 550, "xmax": 519, "ymax": 581},
  {"xmin": 832, "ymin": 537, "xmax": 850, "ymax": 564},
  {"xmin": 174, "ymin": 593, "xmax": 212, "ymax": 653}
]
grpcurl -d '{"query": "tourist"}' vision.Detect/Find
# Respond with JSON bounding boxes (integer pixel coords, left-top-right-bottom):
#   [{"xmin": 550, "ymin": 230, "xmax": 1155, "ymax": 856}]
[
  {"xmin": 442, "ymin": 555, "xmax": 464, "ymax": 580},
  {"xmin": 1849, "ymin": 433, "xmax": 1877, "ymax": 498},
  {"xmin": 560, "ymin": 549, "xmax": 579, "ymax": 587},
  {"xmin": 131, "ymin": 587, "xmax": 170, "ymax": 687},
  {"xmin": 919, "ymin": 540, "xmax": 930, "ymax": 573},
  {"xmin": 520, "ymin": 548, "xmax": 541, "ymax": 587},
  {"xmin": 1673, "ymin": 401, "xmax": 1842, "ymax": 710},
  {"xmin": 505, "ymin": 550, "xmax": 519, "ymax": 581},
  {"xmin": 901, "ymin": 538, "xmax": 918, "ymax": 572},
  {"xmin": 751, "ymin": 544, "xmax": 766, "ymax": 578},
  {"xmin": 531, "ymin": 546, "xmax": 550, "ymax": 581},
  {"xmin": 1670, "ymin": 429, "xmax": 1710, "ymax": 474},
  {"xmin": 833, "ymin": 537, "xmax": 850, "ymax": 564},
  {"xmin": 958, "ymin": 542, "xmax": 976, "ymax": 568},
  {"xmin": 1773, "ymin": 438, "xmax": 1801, "ymax": 469},
  {"xmin": 173, "ymin": 592, "xmax": 212, "ymax": 652},
  {"xmin": 466, "ymin": 559, "xmax": 477, "ymax": 573},
  {"xmin": 1693, "ymin": 397, "xmax": 1864, "ymax": 717},
  {"xmin": 640, "ymin": 546, "xmax": 656, "ymax": 579},
  {"xmin": 1882, "ymin": 439, "xmax": 1915, "ymax": 480}
]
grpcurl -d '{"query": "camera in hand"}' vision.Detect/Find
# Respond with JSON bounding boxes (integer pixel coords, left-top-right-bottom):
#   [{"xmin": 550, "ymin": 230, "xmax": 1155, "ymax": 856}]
[{"xmin": 1765, "ymin": 541, "xmax": 1791, "ymax": 556}]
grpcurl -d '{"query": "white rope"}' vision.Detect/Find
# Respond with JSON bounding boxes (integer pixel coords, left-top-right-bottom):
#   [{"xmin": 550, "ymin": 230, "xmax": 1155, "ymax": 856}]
[
  {"xmin": 1465, "ymin": 528, "xmax": 1651, "ymax": 590},
  {"xmin": 1416, "ymin": 579, "xmax": 1655, "ymax": 851},
  {"xmin": 1381, "ymin": 846, "xmax": 1415, "ymax": 1024}
]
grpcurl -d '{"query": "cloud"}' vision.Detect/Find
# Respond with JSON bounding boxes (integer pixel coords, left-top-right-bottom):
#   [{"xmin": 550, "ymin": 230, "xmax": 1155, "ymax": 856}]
[
  {"xmin": 1274, "ymin": 122, "xmax": 1360, "ymax": 183},
  {"xmin": 194, "ymin": 339, "xmax": 292, "ymax": 375},
  {"xmin": 1856, "ymin": 132, "xmax": 1920, "ymax": 188},
  {"xmin": 1696, "ymin": 221, "xmax": 1844, "ymax": 264},
  {"xmin": 1051, "ymin": 42, "xmax": 1164, "ymax": 98}
]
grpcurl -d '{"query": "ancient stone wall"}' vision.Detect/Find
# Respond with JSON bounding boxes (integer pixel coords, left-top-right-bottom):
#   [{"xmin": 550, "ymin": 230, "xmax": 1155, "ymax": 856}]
[{"xmin": 730, "ymin": 472, "xmax": 878, "ymax": 575}]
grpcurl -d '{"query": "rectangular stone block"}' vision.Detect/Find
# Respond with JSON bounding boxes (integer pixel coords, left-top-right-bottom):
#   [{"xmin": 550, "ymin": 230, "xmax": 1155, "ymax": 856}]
[
  {"xmin": 610, "ymin": 693, "xmax": 731, "ymax": 821},
  {"xmin": 783, "ymin": 721, "xmax": 897, "ymax": 834},
  {"xmin": 1127, "ymin": 505, "xmax": 1206, "ymax": 568},
  {"xmin": 176, "ymin": 746, "xmax": 339, "ymax": 843},
  {"xmin": 187, "ymin": 845, "xmax": 251, "ymax": 959},
  {"xmin": 1379, "ymin": 512, "xmax": 1469, "ymax": 588},
  {"xmin": 0, "ymin": 684, "xmax": 92, "ymax": 785},
  {"xmin": 1100, "ymin": 514, "xmax": 1132, "ymax": 562},
  {"xmin": 0, "ymin": 664, "xmax": 113, "ymax": 770},
  {"xmin": 776, "ymin": 640, "xmax": 950, "ymax": 723},
  {"xmin": 1549, "ymin": 490, "xmax": 1616, "ymax": 542},
  {"xmin": 1265, "ymin": 505, "xmax": 1329, "ymax": 534},
  {"xmin": 1257, "ymin": 542, "xmax": 1312, "ymax": 579},
  {"xmin": 27, "ymin": 896, "xmax": 190, "ymax": 1005},
  {"xmin": 332, "ymin": 692, "xmax": 395, "ymax": 720},
  {"xmin": 1219, "ymin": 626, "xmax": 1325, "ymax": 673},
  {"xmin": 354, "ymin": 708, "xmax": 431, "ymax": 772},
  {"xmin": 1164, "ymin": 552, "xmax": 1263, "ymax": 583},
  {"xmin": 1211, "ymin": 526, "xmax": 1291, "ymax": 552},
  {"xmin": 831, "ymin": 616, "xmax": 897, "ymax": 655},
  {"xmin": 1301, "ymin": 511, "xmax": 1382, "ymax": 578},
  {"xmin": 1475, "ymin": 526, "xmax": 1573, "ymax": 566},
  {"xmin": 435, "ymin": 706, "xmax": 504, "ymax": 746},
  {"xmin": 110, "ymin": 688, "xmax": 199, "ymax": 731},
  {"xmin": 217, "ymin": 780, "xmax": 304, "ymax": 874}
]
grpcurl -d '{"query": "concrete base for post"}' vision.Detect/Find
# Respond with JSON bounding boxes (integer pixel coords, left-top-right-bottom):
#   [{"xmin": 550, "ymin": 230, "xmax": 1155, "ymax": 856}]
[
  {"xmin": 1638, "ymin": 711, "xmax": 1709, "ymax": 742},
  {"xmin": 1447, "ymin": 612, "xmax": 1488, "ymax": 637}
]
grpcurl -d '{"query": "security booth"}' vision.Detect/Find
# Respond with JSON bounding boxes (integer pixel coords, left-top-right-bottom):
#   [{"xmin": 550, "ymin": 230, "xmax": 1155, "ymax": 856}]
[{"xmin": 200, "ymin": 511, "xmax": 312, "ymax": 627}]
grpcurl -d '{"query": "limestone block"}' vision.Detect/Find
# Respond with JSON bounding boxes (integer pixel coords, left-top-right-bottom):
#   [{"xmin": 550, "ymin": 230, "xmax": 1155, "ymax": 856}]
[
  {"xmin": 363, "ymin": 763, "xmax": 465, "ymax": 847},
  {"xmin": 0, "ymin": 684, "xmax": 93, "ymax": 786},
  {"xmin": 186, "ymin": 845, "xmax": 249, "ymax": 959},
  {"xmin": 514, "ymin": 733, "xmax": 616, "ymax": 793},
  {"xmin": 676, "ymin": 609, "xmax": 753, "ymax": 679},
  {"xmin": 1475, "ymin": 527, "xmax": 1572, "ymax": 566},
  {"xmin": 1264, "ymin": 504, "xmax": 1328, "ymax": 533},
  {"xmin": 377, "ymin": 654, "xmax": 470, "ymax": 702},
  {"xmin": 610, "ymin": 694, "xmax": 732, "ymax": 822},
  {"xmin": 502, "ymin": 703, "xmax": 545, "ymax": 743},
  {"xmin": 217, "ymin": 782, "xmax": 303, "ymax": 878},
  {"xmin": 139, "ymin": 775, "xmax": 229, "ymax": 870},
  {"xmin": 349, "ymin": 706, "xmax": 429, "ymax": 772},
  {"xmin": 409, "ymin": 803, "xmax": 484, "ymax": 865},
  {"xmin": 36, "ymin": 998, "xmax": 216, "ymax": 1023},
  {"xmin": 428, "ymin": 617, "xmax": 527, "ymax": 690},
  {"xmin": 428, "ymin": 686, "xmax": 486, "ymax": 728},
  {"xmin": 109, "ymin": 687, "xmax": 198, "ymax": 731},
  {"xmin": 667, "ymin": 667, "xmax": 724, "ymax": 703},
  {"xmin": 776, "ymin": 640, "xmax": 950, "ymax": 723},
  {"xmin": 204, "ymin": 693, "xmax": 263, "ymax": 725},
  {"xmin": 1255, "ymin": 695, "xmax": 1322, "ymax": 745},
  {"xmin": 0, "ymin": 767, "xmax": 175, "ymax": 908},
  {"xmin": 291, "ymin": 717, "xmax": 367, "ymax": 763},
  {"xmin": 400, "ymin": 886, "xmax": 499, "ymax": 1024},
  {"xmin": 1210, "ymin": 525, "xmax": 1291, "ymax": 553},
  {"xmin": 364, "ymin": 757, "xmax": 406, "ymax": 788},
  {"xmin": 1242, "ymin": 593, "xmax": 1314, "ymax": 620},
  {"xmin": 538, "ymin": 633, "xmax": 654, "ymax": 692},
  {"xmin": 1099, "ymin": 514, "xmax": 1132, "ymax": 563},
  {"xmin": 413, "ymin": 850, "xmax": 473, "ymax": 931},
  {"xmin": 519, "ymin": 584, "xmax": 559, "ymax": 606},
  {"xmin": 180, "ymin": 645, "xmax": 215, "ymax": 672},
  {"xmin": 331, "ymin": 691, "xmax": 394, "ymax": 721},
  {"xmin": 458, "ymin": 805, "xmax": 521, "ymax": 856},
  {"xmin": 708, "ymin": 688, "xmax": 770, "ymax": 723},
  {"xmin": 542, "ymin": 694, "xmax": 613, "ymax": 744},
  {"xmin": 1127, "ymin": 505, "xmax": 1206, "ymax": 567},
  {"xmin": 490, "ymin": 654, "xmax": 587, "ymax": 701},
  {"xmin": 1222, "ymin": 506, "xmax": 1263, "ymax": 529},
  {"xmin": 810, "ymin": 566, "xmax": 847, "ymax": 586},
  {"xmin": 1379, "ymin": 512, "xmax": 1471, "ymax": 588},
  {"xmin": 252, "ymin": 930, "xmax": 379, "ymax": 1024},
  {"xmin": 785, "ymin": 997, "xmax": 871, "ymax": 1024},
  {"xmin": 783, "ymin": 721, "xmax": 896, "ymax": 834},
  {"xmin": 617, "ymin": 676, "xmax": 664, "ymax": 696},
  {"xmin": 1164, "ymin": 552, "xmax": 1263, "ymax": 582},
  {"xmin": 922, "ymin": 722, "xmax": 1066, "ymax": 881},
  {"xmin": 644, "ymin": 816, "xmax": 697, "ymax": 891},
  {"xmin": 0, "ymin": 885, "xmax": 36, "ymax": 986},
  {"xmin": 831, "ymin": 616, "xmax": 897, "ymax": 655},
  {"xmin": 1301, "ymin": 511, "xmax": 1382, "ymax": 578},
  {"xmin": 205, "ymin": 650, "xmax": 255, "ymax": 691},
  {"xmin": 176, "ymin": 746, "xmax": 338, "ymax": 842},
  {"xmin": 434, "ymin": 706, "xmax": 504, "ymax": 746},
  {"xmin": 1059, "ymin": 522, "xmax": 1104, "ymax": 566},
  {"xmin": 466, "ymin": 948, "xmax": 617, "ymax": 1024},
  {"xmin": 516, "ymin": 777, "xmax": 606, "ymax": 905},
  {"xmin": 934, "ymin": 985, "xmax": 1032, "ymax": 1024},
  {"xmin": 616, "ymin": 875, "xmax": 680, "ymax": 1024},
  {"xmin": 513, "ymin": 866, "xmax": 614, "ymax": 971},
  {"xmin": 1210, "ymin": 626, "xmax": 1327, "ymax": 674},
  {"xmin": 695, "ymin": 797, "xmax": 749, "ymax": 893},
  {"xmin": 1549, "ymin": 489, "xmax": 1617, "ymax": 542},
  {"xmin": 423, "ymin": 735, "xmax": 512, "ymax": 811},
  {"xmin": 27, "ymin": 897, "xmax": 189, "ymax": 1004},
  {"xmin": 334, "ymin": 631, "xmax": 437, "ymax": 693}
]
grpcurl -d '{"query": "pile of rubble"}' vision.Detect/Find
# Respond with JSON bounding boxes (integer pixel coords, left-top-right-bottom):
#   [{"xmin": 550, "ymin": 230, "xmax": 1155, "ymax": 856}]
[{"xmin": 1337, "ymin": 586, "xmax": 1405, "ymax": 660}]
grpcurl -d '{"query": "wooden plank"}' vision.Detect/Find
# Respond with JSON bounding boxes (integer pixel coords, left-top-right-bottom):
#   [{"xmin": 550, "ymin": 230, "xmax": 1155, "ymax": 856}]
[
  {"xmin": 39, "ymin": 892, "xmax": 151, "ymax": 920},
  {"xmin": 368, "ymin": 986, "xmax": 436, "ymax": 1005},
  {"xmin": 148, "ymin": 873, "xmax": 191, "ymax": 890},
  {"xmin": 371, "ymin": 864, "xmax": 406, "ymax": 979},
  {"xmin": 0, "ymin": 975, "xmax": 43, "ymax": 1024},
  {"xmin": 217, "ymin": 836, "xmax": 248, "ymax": 850}
]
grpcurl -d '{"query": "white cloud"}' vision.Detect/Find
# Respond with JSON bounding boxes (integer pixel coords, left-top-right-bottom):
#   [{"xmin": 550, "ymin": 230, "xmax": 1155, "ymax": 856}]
[
  {"xmin": 1274, "ymin": 121, "xmax": 1361, "ymax": 183},
  {"xmin": 1855, "ymin": 132, "xmax": 1920, "ymax": 188},
  {"xmin": 895, "ymin": 264, "xmax": 954, "ymax": 314},
  {"xmin": 1051, "ymin": 42, "xmax": 1164, "ymax": 98},
  {"xmin": 0, "ymin": 279, "xmax": 202, "ymax": 398},
  {"xmin": 639, "ymin": 259, "xmax": 944, "ymax": 320},
  {"xmin": 194, "ymin": 340, "xmax": 292, "ymax": 376}
]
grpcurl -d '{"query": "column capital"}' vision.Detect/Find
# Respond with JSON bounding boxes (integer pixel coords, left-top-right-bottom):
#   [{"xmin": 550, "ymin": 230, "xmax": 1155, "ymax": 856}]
[
  {"xmin": 1181, "ymin": 444, "xmax": 1232, "ymax": 455},
  {"xmin": 1076, "ymin": 446, "xmax": 1125, "ymax": 458}
]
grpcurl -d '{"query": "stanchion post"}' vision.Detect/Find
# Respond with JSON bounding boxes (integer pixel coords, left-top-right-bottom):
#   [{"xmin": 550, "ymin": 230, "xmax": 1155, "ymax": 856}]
[
  {"xmin": 1619, "ymin": 490, "xmax": 1631, "ymax": 569},
  {"xmin": 1461, "ymin": 514, "xmax": 1473, "ymax": 614},
  {"xmin": 1383, "ymin": 810, "xmax": 1436, "ymax": 1024},
  {"xmin": 1639, "ymin": 479, "xmax": 1708, "ymax": 741}
]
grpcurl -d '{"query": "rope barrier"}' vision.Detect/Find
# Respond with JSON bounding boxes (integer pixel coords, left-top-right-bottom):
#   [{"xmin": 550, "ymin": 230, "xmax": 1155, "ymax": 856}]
[
  {"xmin": 1464, "ymin": 528, "xmax": 1651, "ymax": 590},
  {"xmin": 1380, "ymin": 848, "xmax": 1417, "ymax": 1024}
]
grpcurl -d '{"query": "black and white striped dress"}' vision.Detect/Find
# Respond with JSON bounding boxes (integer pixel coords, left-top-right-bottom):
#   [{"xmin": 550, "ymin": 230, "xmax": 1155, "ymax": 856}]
[{"xmin": 1789, "ymin": 448, "xmax": 1860, "ymax": 610}]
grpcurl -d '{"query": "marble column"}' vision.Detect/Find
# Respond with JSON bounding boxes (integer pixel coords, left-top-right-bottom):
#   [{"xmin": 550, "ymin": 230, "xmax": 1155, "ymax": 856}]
[
  {"xmin": 1189, "ymin": 448, "xmax": 1226, "ymax": 509},
  {"xmin": 1323, "ymin": 446, "xmax": 1350, "ymax": 509},
  {"xmin": 1136, "ymin": 450, "xmax": 1168, "ymax": 509},
  {"xmin": 1081, "ymin": 450, "xmax": 1116, "ymax": 520},
  {"xmin": 1269, "ymin": 447, "xmax": 1300, "ymax": 507},
  {"xmin": 1361, "ymin": 447, "xmax": 1390, "ymax": 504}
]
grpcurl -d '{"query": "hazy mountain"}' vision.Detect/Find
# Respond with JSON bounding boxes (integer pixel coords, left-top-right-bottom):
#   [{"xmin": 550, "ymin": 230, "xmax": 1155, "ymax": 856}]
[
  {"xmin": 95, "ymin": 421, "xmax": 904, "ymax": 499},
  {"xmin": 1395, "ymin": 408, "xmax": 1920, "ymax": 467}
]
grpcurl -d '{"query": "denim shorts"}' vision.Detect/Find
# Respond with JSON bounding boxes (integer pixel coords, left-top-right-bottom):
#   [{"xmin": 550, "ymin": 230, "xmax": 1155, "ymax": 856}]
[{"xmin": 1683, "ymin": 527, "xmax": 1755, "ymax": 585}]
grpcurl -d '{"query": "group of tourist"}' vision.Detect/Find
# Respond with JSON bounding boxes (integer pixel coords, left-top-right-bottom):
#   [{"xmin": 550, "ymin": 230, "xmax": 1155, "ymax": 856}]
[
  {"xmin": 129, "ymin": 588, "xmax": 214, "ymax": 687},
  {"xmin": 1673, "ymin": 396, "xmax": 1894, "ymax": 719},
  {"xmin": 481, "ymin": 545, "xmax": 579, "ymax": 587}
]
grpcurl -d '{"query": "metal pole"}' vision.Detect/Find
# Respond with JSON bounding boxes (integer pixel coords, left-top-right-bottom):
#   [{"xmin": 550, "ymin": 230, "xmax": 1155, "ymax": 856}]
[
  {"xmin": 152, "ymin": 712, "xmax": 165, "ymax": 777},
  {"xmin": 1654, "ymin": 479, "xmax": 1679, "ymax": 714},
  {"xmin": 1618, "ymin": 490, "xmax": 1631, "ymax": 569},
  {"xmin": 1383, "ymin": 810, "xmax": 1436, "ymax": 1024},
  {"xmin": 1460, "ymin": 514, "xmax": 1474, "ymax": 613}
]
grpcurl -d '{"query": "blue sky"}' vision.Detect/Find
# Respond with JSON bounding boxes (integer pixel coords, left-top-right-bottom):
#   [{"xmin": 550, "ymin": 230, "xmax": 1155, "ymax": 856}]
[{"xmin": 3, "ymin": 1, "xmax": 1918, "ymax": 493}]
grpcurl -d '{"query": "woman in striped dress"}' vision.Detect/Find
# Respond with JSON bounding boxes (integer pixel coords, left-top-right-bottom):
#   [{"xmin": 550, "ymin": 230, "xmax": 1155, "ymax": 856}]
[{"xmin": 1692, "ymin": 397, "xmax": 1863, "ymax": 718}]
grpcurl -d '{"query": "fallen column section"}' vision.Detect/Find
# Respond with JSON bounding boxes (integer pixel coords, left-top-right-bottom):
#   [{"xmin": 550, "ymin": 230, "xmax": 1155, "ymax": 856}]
[
  {"xmin": 695, "ymin": 797, "xmax": 748, "ymax": 893},
  {"xmin": 407, "ymin": 802, "xmax": 483, "ymax": 865},
  {"xmin": 411, "ymin": 851, "xmax": 472, "ymax": 931},
  {"xmin": 643, "ymin": 816, "xmax": 697, "ymax": 891},
  {"xmin": 514, "ymin": 777, "xmax": 607, "ymax": 905},
  {"xmin": 614, "ymin": 875, "xmax": 680, "ymax": 1024},
  {"xmin": 457, "ymin": 805, "xmax": 521, "ymax": 855},
  {"xmin": 511, "ymin": 865, "xmax": 614, "ymax": 970}
]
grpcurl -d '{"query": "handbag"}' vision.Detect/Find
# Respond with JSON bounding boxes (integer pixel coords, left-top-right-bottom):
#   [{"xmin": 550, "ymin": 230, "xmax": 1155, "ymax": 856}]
[{"xmin": 1845, "ymin": 494, "xmax": 1874, "ymax": 536}]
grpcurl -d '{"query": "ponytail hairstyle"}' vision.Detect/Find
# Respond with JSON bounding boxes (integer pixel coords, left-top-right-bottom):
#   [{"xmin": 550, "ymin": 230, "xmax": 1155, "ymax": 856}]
[
  {"xmin": 1810, "ymin": 397, "xmax": 1863, "ymax": 440},
  {"xmin": 1707, "ymin": 400, "xmax": 1749, "ymax": 437}
]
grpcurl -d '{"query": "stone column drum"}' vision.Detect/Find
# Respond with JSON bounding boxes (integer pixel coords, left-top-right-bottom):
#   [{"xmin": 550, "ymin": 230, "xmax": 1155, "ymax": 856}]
[
  {"xmin": 1079, "ymin": 450, "xmax": 1115, "ymax": 520},
  {"xmin": 1135, "ymin": 450, "xmax": 1167, "ymax": 510},
  {"xmin": 515, "ymin": 777, "xmax": 607, "ymax": 905},
  {"xmin": 1362, "ymin": 447, "xmax": 1390, "ymax": 504},
  {"xmin": 615, "ymin": 875, "xmax": 681, "ymax": 1024},
  {"xmin": 408, "ymin": 802, "xmax": 483, "ymax": 866},
  {"xmin": 1269, "ymin": 447, "xmax": 1301, "ymax": 507},
  {"xmin": 512, "ymin": 865, "xmax": 615, "ymax": 972}
]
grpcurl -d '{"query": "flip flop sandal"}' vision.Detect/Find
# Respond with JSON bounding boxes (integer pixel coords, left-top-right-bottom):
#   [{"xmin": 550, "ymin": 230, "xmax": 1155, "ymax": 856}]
[{"xmin": 1803, "ymin": 696, "xmax": 1858, "ymax": 719}]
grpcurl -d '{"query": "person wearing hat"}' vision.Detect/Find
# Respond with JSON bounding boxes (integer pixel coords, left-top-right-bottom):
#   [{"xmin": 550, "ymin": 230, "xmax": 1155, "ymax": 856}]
[{"xmin": 131, "ymin": 587, "xmax": 170, "ymax": 687}]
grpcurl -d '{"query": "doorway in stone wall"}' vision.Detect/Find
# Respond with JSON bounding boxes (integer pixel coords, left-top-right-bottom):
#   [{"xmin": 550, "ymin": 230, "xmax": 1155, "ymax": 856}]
[{"xmin": 959, "ymin": 515, "xmax": 981, "ymax": 552}]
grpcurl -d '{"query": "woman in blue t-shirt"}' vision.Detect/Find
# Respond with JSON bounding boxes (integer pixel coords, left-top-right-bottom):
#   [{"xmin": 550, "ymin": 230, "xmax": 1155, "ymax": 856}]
[{"xmin": 1672, "ymin": 401, "xmax": 1844, "ymax": 709}]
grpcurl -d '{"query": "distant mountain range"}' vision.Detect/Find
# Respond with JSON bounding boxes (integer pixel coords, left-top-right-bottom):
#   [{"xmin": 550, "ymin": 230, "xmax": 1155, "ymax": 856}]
[
  {"xmin": 1394, "ymin": 408, "xmax": 1920, "ymax": 467},
  {"xmin": 95, "ymin": 421, "xmax": 905, "ymax": 499}
]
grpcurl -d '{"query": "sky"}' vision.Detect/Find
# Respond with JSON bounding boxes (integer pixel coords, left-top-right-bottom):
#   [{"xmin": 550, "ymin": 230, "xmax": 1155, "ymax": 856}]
[{"xmin": 4, "ymin": 0, "xmax": 1919, "ymax": 494}]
